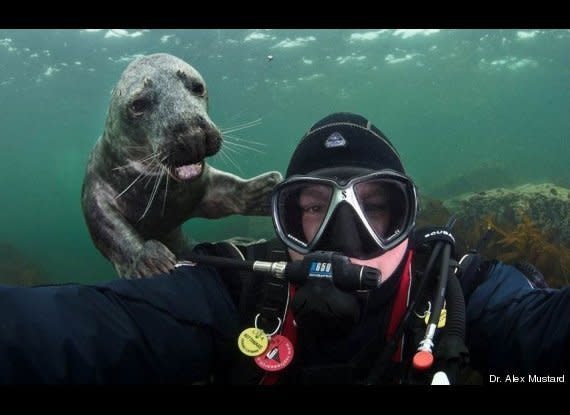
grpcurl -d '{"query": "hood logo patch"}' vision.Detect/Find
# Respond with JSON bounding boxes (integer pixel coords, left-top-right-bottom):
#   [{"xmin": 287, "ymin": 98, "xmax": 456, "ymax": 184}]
[{"xmin": 324, "ymin": 132, "xmax": 347, "ymax": 148}]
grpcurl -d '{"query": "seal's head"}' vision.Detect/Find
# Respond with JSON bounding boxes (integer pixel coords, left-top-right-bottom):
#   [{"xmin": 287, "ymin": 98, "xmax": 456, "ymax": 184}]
[{"xmin": 106, "ymin": 53, "xmax": 221, "ymax": 181}]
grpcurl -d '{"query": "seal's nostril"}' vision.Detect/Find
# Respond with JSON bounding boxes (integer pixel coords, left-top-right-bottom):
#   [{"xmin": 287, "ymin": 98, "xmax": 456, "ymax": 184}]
[
  {"xmin": 172, "ymin": 122, "xmax": 188, "ymax": 136},
  {"xmin": 195, "ymin": 115, "xmax": 206, "ymax": 129}
]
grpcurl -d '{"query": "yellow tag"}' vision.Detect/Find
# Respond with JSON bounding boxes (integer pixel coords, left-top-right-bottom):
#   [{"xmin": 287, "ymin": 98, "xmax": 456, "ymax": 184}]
[
  {"xmin": 424, "ymin": 308, "xmax": 447, "ymax": 328},
  {"xmin": 237, "ymin": 327, "xmax": 269, "ymax": 357}
]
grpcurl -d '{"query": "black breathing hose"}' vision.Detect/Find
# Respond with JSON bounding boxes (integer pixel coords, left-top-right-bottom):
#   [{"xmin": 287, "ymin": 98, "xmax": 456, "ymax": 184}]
[
  {"xmin": 432, "ymin": 271, "xmax": 467, "ymax": 384},
  {"xmin": 445, "ymin": 272, "xmax": 466, "ymax": 343}
]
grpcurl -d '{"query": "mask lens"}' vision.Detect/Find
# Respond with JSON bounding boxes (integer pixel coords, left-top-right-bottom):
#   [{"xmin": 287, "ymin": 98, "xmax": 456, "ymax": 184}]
[
  {"xmin": 276, "ymin": 182, "xmax": 333, "ymax": 248},
  {"xmin": 354, "ymin": 178, "xmax": 410, "ymax": 244}
]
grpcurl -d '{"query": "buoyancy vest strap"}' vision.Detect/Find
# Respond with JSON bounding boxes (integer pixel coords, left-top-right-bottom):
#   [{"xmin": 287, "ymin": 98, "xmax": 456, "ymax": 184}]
[
  {"xmin": 247, "ymin": 239, "xmax": 291, "ymax": 334},
  {"xmin": 386, "ymin": 250, "xmax": 414, "ymax": 362},
  {"xmin": 260, "ymin": 284, "xmax": 298, "ymax": 385},
  {"xmin": 257, "ymin": 278, "xmax": 289, "ymax": 332}
]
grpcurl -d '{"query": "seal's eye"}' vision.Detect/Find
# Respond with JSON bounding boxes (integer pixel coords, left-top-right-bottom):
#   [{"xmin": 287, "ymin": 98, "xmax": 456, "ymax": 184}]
[
  {"xmin": 129, "ymin": 97, "xmax": 151, "ymax": 116},
  {"xmin": 191, "ymin": 82, "xmax": 205, "ymax": 97}
]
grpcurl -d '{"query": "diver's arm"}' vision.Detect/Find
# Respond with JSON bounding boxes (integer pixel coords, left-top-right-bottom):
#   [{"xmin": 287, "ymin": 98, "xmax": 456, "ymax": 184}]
[
  {"xmin": 0, "ymin": 265, "xmax": 239, "ymax": 383},
  {"xmin": 465, "ymin": 262, "xmax": 570, "ymax": 378}
]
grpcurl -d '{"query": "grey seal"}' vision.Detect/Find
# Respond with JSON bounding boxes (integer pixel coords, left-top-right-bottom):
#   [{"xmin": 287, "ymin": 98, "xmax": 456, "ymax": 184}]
[{"xmin": 81, "ymin": 53, "xmax": 282, "ymax": 278}]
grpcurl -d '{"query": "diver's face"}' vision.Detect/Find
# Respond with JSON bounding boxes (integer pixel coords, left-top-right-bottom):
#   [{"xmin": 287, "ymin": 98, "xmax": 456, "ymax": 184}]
[{"xmin": 294, "ymin": 181, "xmax": 404, "ymax": 283}]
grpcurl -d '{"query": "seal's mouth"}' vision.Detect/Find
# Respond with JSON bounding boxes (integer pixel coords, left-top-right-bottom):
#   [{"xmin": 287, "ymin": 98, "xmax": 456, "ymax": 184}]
[{"xmin": 168, "ymin": 160, "xmax": 204, "ymax": 181}]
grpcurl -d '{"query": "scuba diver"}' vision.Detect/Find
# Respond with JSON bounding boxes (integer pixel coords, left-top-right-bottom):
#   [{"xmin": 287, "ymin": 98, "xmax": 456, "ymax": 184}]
[
  {"xmin": 0, "ymin": 112, "xmax": 567, "ymax": 384},
  {"xmin": 191, "ymin": 112, "xmax": 570, "ymax": 384}
]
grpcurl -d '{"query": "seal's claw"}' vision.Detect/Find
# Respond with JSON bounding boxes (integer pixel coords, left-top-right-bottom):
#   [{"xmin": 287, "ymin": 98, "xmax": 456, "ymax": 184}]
[{"xmin": 130, "ymin": 240, "xmax": 177, "ymax": 278}]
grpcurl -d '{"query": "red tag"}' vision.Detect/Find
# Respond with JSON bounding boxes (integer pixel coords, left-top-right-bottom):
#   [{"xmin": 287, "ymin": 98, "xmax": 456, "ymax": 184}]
[{"xmin": 254, "ymin": 335, "xmax": 294, "ymax": 372}]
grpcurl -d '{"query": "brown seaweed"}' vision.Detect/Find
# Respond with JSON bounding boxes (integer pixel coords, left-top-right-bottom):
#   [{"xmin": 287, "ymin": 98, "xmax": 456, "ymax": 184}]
[{"xmin": 471, "ymin": 215, "xmax": 570, "ymax": 287}]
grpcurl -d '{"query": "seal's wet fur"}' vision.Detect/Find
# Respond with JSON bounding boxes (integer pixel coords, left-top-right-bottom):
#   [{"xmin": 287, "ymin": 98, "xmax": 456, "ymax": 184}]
[{"xmin": 81, "ymin": 54, "xmax": 281, "ymax": 278}]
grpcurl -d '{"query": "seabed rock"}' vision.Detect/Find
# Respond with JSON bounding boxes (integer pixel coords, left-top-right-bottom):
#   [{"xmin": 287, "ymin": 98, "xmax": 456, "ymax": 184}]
[
  {"xmin": 440, "ymin": 183, "xmax": 570, "ymax": 287},
  {"xmin": 444, "ymin": 183, "xmax": 570, "ymax": 246}
]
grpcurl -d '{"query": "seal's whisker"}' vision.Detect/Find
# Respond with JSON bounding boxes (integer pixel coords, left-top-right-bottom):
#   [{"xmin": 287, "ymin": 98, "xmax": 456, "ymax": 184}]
[
  {"xmin": 157, "ymin": 153, "xmax": 179, "ymax": 182},
  {"xmin": 138, "ymin": 155, "xmax": 163, "ymax": 172},
  {"xmin": 223, "ymin": 134, "xmax": 267, "ymax": 147},
  {"xmin": 164, "ymin": 166, "xmax": 181, "ymax": 182},
  {"xmin": 112, "ymin": 165, "xmax": 129, "ymax": 171},
  {"xmin": 221, "ymin": 143, "xmax": 243, "ymax": 157},
  {"xmin": 140, "ymin": 152, "xmax": 161, "ymax": 161},
  {"xmin": 142, "ymin": 152, "xmax": 164, "ymax": 165},
  {"xmin": 222, "ymin": 125, "xmax": 261, "ymax": 134},
  {"xmin": 219, "ymin": 147, "xmax": 243, "ymax": 162},
  {"xmin": 143, "ymin": 160, "xmax": 163, "ymax": 189},
  {"xmin": 161, "ymin": 167, "xmax": 170, "ymax": 216},
  {"xmin": 218, "ymin": 148, "xmax": 244, "ymax": 176},
  {"xmin": 223, "ymin": 140, "xmax": 266, "ymax": 155},
  {"xmin": 144, "ymin": 158, "xmax": 162, "ymax": 173},
  {"xmin": 114, "ymin": 170, "xmax": 146, "ymax": 200},
  {"xmin": 139, "ymin": 170, "xmax": 164, "ymax": 222},
  {"xmin": 116, "ymin": 157, "xmax": 162, "ymax": 199},
  {"xmin": 220, "ymin": 117, "xmax": 262, "ymax": 134},
  {"xmin": 112, "ymin": 152, "xmax": 161, "ymax": 171}
]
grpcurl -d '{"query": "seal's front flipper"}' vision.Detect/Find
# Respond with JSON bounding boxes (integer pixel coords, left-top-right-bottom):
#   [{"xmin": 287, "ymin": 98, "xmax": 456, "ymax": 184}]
[
  {"xmin": 239, "ymin": 171, "xmax": 283, "ymax": 215},
  {"xmin": 193, "ymin": 167, "xmax": 282, "ymax": 218}
]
